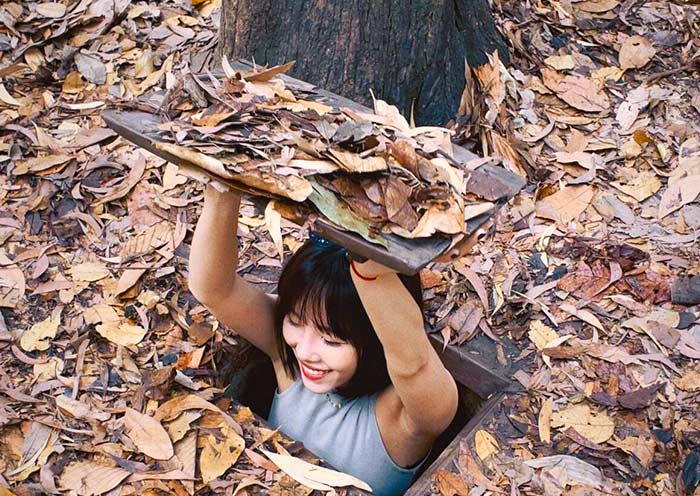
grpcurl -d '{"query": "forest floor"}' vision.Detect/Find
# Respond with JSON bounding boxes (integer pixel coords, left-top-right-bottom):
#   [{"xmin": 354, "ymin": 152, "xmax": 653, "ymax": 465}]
[{"xmin": 0, "ymin": 0, "xmax": 699, "ymax": 495}]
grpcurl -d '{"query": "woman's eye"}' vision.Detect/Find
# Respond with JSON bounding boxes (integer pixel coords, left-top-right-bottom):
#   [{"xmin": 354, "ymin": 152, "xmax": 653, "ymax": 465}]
[{"xmin": 323, "ymin": 338, "xmax": 344, "ymax": 347}]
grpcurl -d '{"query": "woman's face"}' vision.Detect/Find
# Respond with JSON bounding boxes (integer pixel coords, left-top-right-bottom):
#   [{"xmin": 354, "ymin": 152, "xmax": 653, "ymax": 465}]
[{"xmin": 282, "ymin": 313, "xmax": 359, "ymax": 394}]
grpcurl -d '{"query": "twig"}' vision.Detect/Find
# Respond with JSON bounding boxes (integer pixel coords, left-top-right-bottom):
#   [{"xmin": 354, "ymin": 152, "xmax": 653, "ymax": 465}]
[{"xmin": 646, "ymin": 59, "xmax": 699, "ymax": 83}]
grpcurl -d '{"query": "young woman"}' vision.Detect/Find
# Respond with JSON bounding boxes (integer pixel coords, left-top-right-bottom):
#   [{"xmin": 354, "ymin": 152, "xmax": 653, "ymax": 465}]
[{"xmin": 188, "ymin": 185, "xmax": 461, "ymax": 496}]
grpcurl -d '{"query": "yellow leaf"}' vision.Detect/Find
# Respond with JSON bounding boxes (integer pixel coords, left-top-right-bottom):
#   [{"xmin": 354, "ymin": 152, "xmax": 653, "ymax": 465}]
[
  {"xmin": 673, "ymin": 369, "xmax": 700, "ymax": 392},
  {"xmin": 539, "ymin": 398, "xmax": 553, "ymax": 444},
  {"xmin": 544, "ymin": 55, "xmax": 575, "ymax": 71},
  {"xmin": 20, "ymin": 314, "xmax": 60, "ymax": 352},
  {"xmin": 261, "ymin": 449, "xmax": 372, "ymax": 492},
  {"xmin": 95, "ymin": 322, "xmax": 146, "ymax": 347},
  {"xmin": 474, "ymin": 430, "xmax": 499, "ymax": 460},
  {"xmin": 124, "ymin": 407, "xmax": 174, "ymax": 460},
  {"xmin": 528, "ymin": 321, "xmax": 559, "ymax": 350},
  {"xmin": 199, "ymin": 414, "xmax": 245, "ymax": 484},
  {"xmin": 264, "ymin": 201, "xmax": 284, "ymax": 261},
  {"xmin": 551, "ymin": 404, "xmax": 614, "ymax": 444},
  {"xmin": 33, "ymin": 357, "xmax": 64, "ymax": 382}
]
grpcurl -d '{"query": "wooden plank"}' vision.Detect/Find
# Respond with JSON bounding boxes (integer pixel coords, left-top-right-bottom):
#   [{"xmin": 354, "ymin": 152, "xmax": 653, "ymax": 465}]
[
  {"xmin": 405, "ymin": 393, "xmax": 504, "ymax": 495},
  {"xmin": 429, "ymin": 334, "xmax": 511, "ymax": 398}
]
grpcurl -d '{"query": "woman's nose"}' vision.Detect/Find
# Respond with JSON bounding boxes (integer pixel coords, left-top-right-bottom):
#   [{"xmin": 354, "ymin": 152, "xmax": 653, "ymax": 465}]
[{"xmin": 295, "ymin": 328, "xmax": 321, "ymax": 361}]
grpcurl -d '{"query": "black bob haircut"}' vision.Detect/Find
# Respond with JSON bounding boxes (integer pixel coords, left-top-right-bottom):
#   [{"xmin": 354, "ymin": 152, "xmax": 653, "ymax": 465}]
[{"xmin": 274, "ymin": 238, "xmax": 423, "ymax": 399}]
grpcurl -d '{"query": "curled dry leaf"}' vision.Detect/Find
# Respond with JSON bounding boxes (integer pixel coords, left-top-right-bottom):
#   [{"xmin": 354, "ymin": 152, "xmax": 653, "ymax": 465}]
[{"xmin": 261, "ymin": 449, "xmax": 373, "ymax": 492}]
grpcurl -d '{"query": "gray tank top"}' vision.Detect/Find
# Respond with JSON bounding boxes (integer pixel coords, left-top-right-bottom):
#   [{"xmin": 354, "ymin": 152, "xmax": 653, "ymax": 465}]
[{"xmin": 268, "ymin": 379, "xmax": 429, "ymax": 496}]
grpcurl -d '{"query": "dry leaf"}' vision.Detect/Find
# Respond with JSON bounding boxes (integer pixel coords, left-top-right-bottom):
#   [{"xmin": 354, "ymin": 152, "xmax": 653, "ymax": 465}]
[
  {"xmin": 95, "ymin": 322, "xmax": 146, "ymax": 347},
  {"xmin": 69, "ymin": 262, "xmax": 111, "ymax": 283},
  {"xmin": 619, "ymin": 36, "xmax": 656, "ymax": 71},
  {"xmin": 536, "ymin": 185, "xmax": 594, "ymax": 224},
  {"xmin": 551, "ymin": 404, "xmax": 615, "ymax": 444},
  {"xmin": 542, "ymin": 68, "xmax": 610, "ymax": 112},
  {"xmin": 155, "ymin": 394, "xmax": 243, "ymax": 434},
  {"xmin": 36, "ymin": 2, "xmax": 67, "ymax": 17},
  {"xmin": 539, "ymin": 398, "xmax": 554, "ymax": 444},
  {"xmin": 20, "ymin": 314, "xmax": 60, "ymax": 352},
  {"xmin": 265, "ymin": 201, "xmax": 284, "ymax": 261},
  {"xmin": 59, "ymin": 461, "xmax": 130, "ymax": 495},
  {"xmin": 560, "ymin": 303, "xmax": 606, "ymax": 332},
  {"xmin": 433, "ymin": 469, "xmax": 469, "ymax": 496},
  {"xmin": 528, "ymin": 321, "xmax": 559, "ymax": 350},
  {"xmin": 124, "ymin": 407, "xmax": 174, "ymax": 460},
  {"xmin": 261, "ymin": 449, "xmax": 373, "ymax": 492},
  {"xmin": 199, "ymin": 414, "xmax": 245, "ymax": 484},
  {"xmin": 474, "ymin": 430, "xmax": 499, "ymax": 460},
  {"xmin": 56, "ymin": 395, "xmax": 111, "ymax": 422},
  {"xmin": 544, "ymin": 55, "xmax": 575, "ymax": 70},
  {"xmin": 673, "ymin": 369, "xmax": 700, "ymax": 392}
]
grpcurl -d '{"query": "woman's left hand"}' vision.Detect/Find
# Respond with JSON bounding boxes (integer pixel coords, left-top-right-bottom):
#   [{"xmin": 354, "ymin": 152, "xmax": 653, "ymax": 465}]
[{"xmin": 350, "ymin": 259, "xmax": 397, "ymax": 280}]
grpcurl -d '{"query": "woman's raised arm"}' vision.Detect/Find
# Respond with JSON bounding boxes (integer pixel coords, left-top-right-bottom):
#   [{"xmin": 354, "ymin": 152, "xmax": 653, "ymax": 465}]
[
  {"xmin": 350, "ymin": 261, "xmax": 458, "ymax": 438},
  {"xmin": 188, "ymin": 185, "xmax": 279, "ymax": 359}
]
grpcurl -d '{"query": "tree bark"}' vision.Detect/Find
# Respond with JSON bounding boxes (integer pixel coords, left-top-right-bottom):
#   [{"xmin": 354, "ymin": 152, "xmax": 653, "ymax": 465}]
[{"xmin": 220, "ymin": 0, "xmax": 508, "ymax": 126}]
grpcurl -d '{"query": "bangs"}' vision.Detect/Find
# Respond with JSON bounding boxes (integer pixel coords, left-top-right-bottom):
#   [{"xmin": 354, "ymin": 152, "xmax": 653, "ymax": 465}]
[
  {"xmin": 274, "ymin": 237, "xmax": 423, "ymax": 398},
  {"xmin": 278, "ymin": 244, "xmax": 354, "ymax": 342}
]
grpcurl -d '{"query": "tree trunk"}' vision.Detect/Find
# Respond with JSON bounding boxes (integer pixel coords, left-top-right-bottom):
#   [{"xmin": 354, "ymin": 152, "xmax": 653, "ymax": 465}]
[{"xmin": 220, "ymin": 0, "xmax": 508, "ymax": 126}]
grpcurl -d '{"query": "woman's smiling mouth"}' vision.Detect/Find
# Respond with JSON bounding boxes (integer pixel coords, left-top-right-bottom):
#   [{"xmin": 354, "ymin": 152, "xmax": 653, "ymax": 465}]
[{"xmin": 300, "ymin": 361, "xmax": 330, "ymax": 381}]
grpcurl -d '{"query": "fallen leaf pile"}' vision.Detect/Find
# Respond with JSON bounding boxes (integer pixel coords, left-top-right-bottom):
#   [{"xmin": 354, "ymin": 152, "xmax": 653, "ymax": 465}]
[
  {"xmin": 1, "ymin": 0, "xmax": 699, "ymax": 494},
  {"xmin": 120, "ymin": 59, "xmax": 509, "ymax": 245},
  {"xmin": 424, "ymin": 0, "xmax": 700, "ymax": 494}
]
